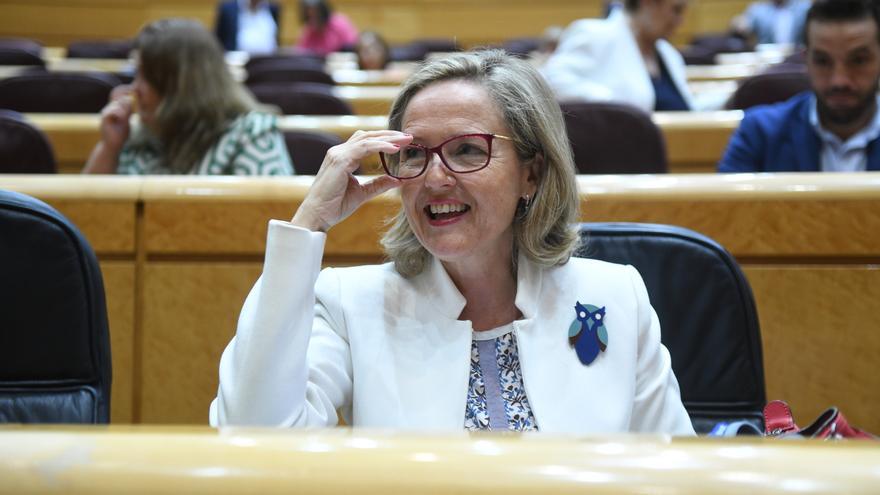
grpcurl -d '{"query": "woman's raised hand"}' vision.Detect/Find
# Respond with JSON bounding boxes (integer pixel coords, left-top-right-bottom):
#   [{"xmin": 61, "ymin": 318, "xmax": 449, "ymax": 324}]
[
  {"xmin": 292, "ymin": 130, "xmax": 412, "ymax": 232},
  {"xmin": 98, "ymin": 85, "xmax": 135, "ymax": 153}
]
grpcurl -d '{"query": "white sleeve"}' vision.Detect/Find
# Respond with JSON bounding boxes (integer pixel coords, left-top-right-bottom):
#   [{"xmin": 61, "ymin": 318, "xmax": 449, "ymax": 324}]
[
  {"xmin": 625, "ymin": 265, "xmax": 696, "ymax": 435},
  {"xmin": 209, "ymin": 219, "xmax": 353, "ymax": 427}
]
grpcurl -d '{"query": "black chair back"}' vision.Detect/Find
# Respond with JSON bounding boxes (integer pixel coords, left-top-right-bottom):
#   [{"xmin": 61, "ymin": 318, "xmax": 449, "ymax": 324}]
[
  {"xmin": 66, "ymin": 39, "xmax": 133, "ymax": 59},
  {"xmin": 561, "ymin": 101, "xmax": 668, "ymax": 174},
  {"xmin": 245, "ymin": 54, "xmax": 325, "ymax": 73},
  {"xmin": 249, "ymin": 82, "xmax": 353, "ymax": 115},
  {"xmin": 0, "ymin": 38, "xmax": 44, "ymax": 66},
  {"xmin": 0, "ymin": 110, "xmax": 56, "ymax": 173},
  {"xmin": 0, "ymin": 72, "xmax": 121, "ymax": 113},
  {"xmin": 283, "ymin": 130, "xmax": 343, "ymax": 175},
  {"xmin": 726, "ymin": 66, "xmax": 811, "ymax": 110},
  {"xmin": 246, "ymin": 57, "xmax": 333, "ymax": 85},
  {"xmin": 0, "ymin": 190, "xmax": 112, "ymax": 423},
  {"xmin": 575, "ymin": 222, "xmax": 766, "ymax": 433}
]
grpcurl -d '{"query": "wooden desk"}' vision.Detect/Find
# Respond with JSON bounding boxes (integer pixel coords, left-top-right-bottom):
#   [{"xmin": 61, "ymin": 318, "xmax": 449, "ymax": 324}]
[
  {"xmin": 0, "ymin": 174, "xmax": 878, "ymax": 431},
  {"xmin": 1, "ymin": 426, "xmax": 879, "ymax": 494},
  {"xmin": 27, "ymin": 111, "xmax": 741, "ymax": 174}
]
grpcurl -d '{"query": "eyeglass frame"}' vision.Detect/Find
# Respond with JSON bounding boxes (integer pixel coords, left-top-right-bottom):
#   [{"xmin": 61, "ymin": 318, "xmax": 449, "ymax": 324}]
[{"xmin": 379, "ymin": 133, "xmax": 513, "ymax": 180}]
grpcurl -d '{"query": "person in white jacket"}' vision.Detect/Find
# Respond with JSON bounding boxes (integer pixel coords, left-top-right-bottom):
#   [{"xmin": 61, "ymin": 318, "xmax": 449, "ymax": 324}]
[
  {"xmin": 209, "ymin": 49, "xmax": 695, "ymax": 435},
  {"xmin": 541, "ymin": 0, "xmax": 693, "ymax": 112}
]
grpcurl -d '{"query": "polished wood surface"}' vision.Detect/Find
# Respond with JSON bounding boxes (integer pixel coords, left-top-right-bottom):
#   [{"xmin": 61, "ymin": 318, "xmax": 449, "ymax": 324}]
[
  {"xmin": 1, "ymin": 174, "xmax": 878, "ymax": 432},
  {"xmin": 1, "ymin": 426, "xmax": 879, "ymax": 494},
  {"xmin": 27, "ymin": 111, "xmax": 740, "ymax": 174},
  {"xmin": 0, "ymin": 0, "xmax": 752, "ymax": 48}
]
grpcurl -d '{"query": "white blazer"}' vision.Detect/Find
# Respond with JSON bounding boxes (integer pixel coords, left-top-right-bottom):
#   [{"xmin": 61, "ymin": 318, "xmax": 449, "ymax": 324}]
[
  {"xmin": 210, "ymin": 220, "xmax": 695, "ymax": 435},
  {"xmin": 541, "ymin": 10, "xmax": 693, "ymax": 113}
]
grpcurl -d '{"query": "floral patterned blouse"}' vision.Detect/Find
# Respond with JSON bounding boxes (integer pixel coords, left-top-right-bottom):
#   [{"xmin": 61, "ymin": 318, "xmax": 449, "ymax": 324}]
[
  {"xmin": 117, "ymin": 111, "xmax": 294, "ymax": 175},
  {"xmin": 464, "ymin": 324, "xmax": 538, "ymax": 431}
]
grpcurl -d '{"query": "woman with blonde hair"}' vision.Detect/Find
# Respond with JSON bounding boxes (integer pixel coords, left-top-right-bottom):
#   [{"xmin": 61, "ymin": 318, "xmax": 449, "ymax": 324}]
[
  {"xmin": 84, "ymin": 18, "xmax": 293, "ymax": 175},
  {"xmin": 210, "ymin": 49, "xmax": 693, "ymax": 434}
]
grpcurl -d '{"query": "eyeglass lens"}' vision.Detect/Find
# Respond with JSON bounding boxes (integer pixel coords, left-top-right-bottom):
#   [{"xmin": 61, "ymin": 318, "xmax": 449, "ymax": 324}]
[{"xmin": 382, "ymin": 135, "xmax": 492, "ymax": 178}]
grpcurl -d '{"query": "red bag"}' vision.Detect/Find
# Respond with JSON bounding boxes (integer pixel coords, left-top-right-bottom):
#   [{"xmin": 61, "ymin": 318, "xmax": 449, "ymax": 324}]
[{"xmin": 763, "ymin": 400, "xmax": 876, "ymax": 440}]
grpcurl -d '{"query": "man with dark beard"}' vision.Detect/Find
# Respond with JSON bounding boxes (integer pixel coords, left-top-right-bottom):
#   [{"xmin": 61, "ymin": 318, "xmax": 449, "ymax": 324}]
[{"xmin": 719, "ymin": 0, "xmax": 880, "ymax": 172}]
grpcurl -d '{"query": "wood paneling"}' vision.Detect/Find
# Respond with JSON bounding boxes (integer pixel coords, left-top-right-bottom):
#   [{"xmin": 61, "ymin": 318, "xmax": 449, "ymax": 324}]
[
  {"xmin": 746, "ymin": 267, "xmax": 880, "ymax": 434},
  {"xmin": 101, "ymin": 262, "xmax": 136, "ymax": 424},
  {"xmin": 140, "ymin": 262, "xmax": 262, "ymax": 424},
  {"xmin": 581, "ymin": 198, "xmax": 880, "ymax": 257},
  {"xmin": 0, "ymin": 0, "xmax": 753, "ymax": 48}
]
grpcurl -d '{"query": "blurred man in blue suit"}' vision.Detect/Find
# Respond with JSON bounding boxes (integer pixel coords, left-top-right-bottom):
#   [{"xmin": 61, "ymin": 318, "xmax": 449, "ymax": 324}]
[{"xmin": 719, "ymin": 0, "xmax": 880, "ymax": 172}]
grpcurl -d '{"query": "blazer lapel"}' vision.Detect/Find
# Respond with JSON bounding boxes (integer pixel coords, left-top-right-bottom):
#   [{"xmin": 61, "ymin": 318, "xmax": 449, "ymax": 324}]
[{"xmin": 792, "ymin": 96, "xmax": 821, "ymax": 172}]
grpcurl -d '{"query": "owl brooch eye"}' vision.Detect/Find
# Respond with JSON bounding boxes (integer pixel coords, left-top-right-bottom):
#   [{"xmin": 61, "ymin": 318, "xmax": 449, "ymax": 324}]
[{"xmin": 567, "ymin": 301, "xmax": 608, "ymax": 365}]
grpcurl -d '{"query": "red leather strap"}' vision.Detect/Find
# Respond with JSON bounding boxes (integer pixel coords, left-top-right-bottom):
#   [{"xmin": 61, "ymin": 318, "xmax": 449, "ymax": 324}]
[{"xmin": 763, "ymin": 400, "xmax": 800, "ymax": 436}]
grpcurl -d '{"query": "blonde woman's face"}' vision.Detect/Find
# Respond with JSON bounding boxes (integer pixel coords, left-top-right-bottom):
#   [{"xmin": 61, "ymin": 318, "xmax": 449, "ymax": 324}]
[
  {"xmin": 132, "ymin": 58, "xmax": 162, "ymax": 127},
  {"xmin": 397, "ymin": 80, "xmax": 536, "ymax": 270}
]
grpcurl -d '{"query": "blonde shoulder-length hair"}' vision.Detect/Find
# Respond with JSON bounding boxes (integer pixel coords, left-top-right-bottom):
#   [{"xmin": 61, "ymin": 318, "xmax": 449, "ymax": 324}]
[
  {"xmin": 381, "ymin": 49, "xmax": 580, "ymax": 277},
  {"xmin": 131, "ymin": 18, "xmax": 261, "ymax": 172}
]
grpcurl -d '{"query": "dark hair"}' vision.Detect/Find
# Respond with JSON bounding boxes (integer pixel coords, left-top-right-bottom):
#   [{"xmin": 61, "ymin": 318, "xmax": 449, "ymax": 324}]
[
  {"xmin": 133, "ymin": 18, "xmax": 258, "ymax": 172},
  {"xmin": 299, "ymin": 0, "xmax": 332, "ymax": 26},
  {"xmin": 624, "ymin": 0, "xmax": 640, "ymax": 12},
  {"xmin": 356, "ymin": 31, "xmax": 391, "ymax": 70},
  {"xmin": 805, "ymin": 0, "xmax": 880, "ymax": 44}
]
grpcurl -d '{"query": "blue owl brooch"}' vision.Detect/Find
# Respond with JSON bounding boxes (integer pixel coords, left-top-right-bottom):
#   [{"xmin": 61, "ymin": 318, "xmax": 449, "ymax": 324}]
[{"xmin": 568, "ymin": 301, "xmax": 608, "ymax": 365}]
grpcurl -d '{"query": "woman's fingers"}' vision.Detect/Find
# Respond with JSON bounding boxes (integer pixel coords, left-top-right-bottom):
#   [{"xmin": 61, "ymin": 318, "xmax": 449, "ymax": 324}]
[
  {"xmin": 292, "ymin": 130, "xmax": 410, "ymax": 232},
  {"xmin": 357, "ymin": 174, "xmax": 402, "ymax": 201},
  {"xmin": 321, "ymin": 131, "xmax": 411, "ymax": 174}
]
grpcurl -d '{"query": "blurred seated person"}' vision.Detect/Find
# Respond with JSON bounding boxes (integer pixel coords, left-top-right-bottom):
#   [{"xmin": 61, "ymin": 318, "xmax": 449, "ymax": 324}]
[
  {"xmin": 209, "ymin": 49, "xmax": 695, "ymax": 435},
  {"xmin": 215, "ymin": 0, "xmax": 281, "ymax": 54},
  {"xmin": 719, "ymin": 0, "xmax": 880, "ymax": 173},
  {"xmin": 731, "ymin": 0, "xmax": 811, "ymax": 45},
  {"xmin": 356, "ymin": 31, "xmax": 390, "ymax": 70},
  {"xmin": 541, "ymin": 0, "xmax": 693, "ymax": 113},
  {"xmin": 83, "ymin": 18, "xmax": 293, "ymax": 175},
  {"xmin": 296, "ymin": 0, "xmax": 358, "ymax": 56}
]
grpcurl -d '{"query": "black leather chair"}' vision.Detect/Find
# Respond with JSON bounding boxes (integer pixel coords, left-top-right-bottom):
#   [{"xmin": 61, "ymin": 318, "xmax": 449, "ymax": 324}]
[
  {"xmin": 561, "ymin": 101, "xmax": 668, "ymax": 174},
  {"xmin": 245, "ymin": 54, "xmax": 326, "ymax": 73},
  {"xmin": 249, "ymin": 82, "xmax": 353, "ymax": 115},
  {"xmin": 246, "ymin": 59, "xmax": 336, "ymax": 85},
  {"xmin": 283, "ymin": 130, "xmax": 343, "ymax": 175},
  {"xmin": 0, "ymin": 38, "xmax": 44, "ymax": 67},
  {"xmin": 725, "ymin": 66, "xmax": 811, "ymax": 110},
  {"xmin": 575, "ymin": 223, "xmax": 766, "ymax": 433},
  {"xmin": 0, "ymin": 72, "xmax": 121, "ymax": 113},
  {"xmin": 0, "ymin": 110, "xmax": 56, "ymax": 173},
  {"xmin": 0, "ymin": 190, "xmax": 112, "ymax": 423},
  {"xmin": 66, "ymin": 39, "xmax": 133, "ymax": 59}
]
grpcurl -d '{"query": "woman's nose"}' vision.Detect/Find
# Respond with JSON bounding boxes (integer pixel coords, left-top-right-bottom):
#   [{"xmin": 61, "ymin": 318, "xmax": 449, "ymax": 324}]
[{"xmin": 423, "ymin": 153, "xmax": 455, "ymax": 188}]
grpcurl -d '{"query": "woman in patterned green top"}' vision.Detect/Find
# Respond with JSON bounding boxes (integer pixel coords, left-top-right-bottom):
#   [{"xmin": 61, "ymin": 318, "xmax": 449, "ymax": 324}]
[{"xmin": 83, "ymin": 18, "xmax": 294, "ymax": 175}]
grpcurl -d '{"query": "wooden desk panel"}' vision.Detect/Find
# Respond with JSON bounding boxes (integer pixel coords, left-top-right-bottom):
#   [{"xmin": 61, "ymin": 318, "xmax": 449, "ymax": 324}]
[
  {"xmin": 746, "ymin": 266, "xmax": 880, "ymax": 435},
  {"xmin": 141, "ymin": 262, "xmax": 263, "ymax": 424},
  {"xmin": 101, "ymin": 261, "xmax": 135, "ymax": 424}
]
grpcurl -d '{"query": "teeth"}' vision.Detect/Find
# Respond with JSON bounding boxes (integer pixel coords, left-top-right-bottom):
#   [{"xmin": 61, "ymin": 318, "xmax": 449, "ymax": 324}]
[{"xmin": 429, "ymin": 203, "xmax": 466, "ymax": 214}]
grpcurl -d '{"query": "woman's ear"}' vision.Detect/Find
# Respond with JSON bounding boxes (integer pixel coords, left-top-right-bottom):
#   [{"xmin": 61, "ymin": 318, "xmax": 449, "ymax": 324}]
[{"xmin": 524, "ymin": 152, "xmax": 543, "ymax": 196}]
